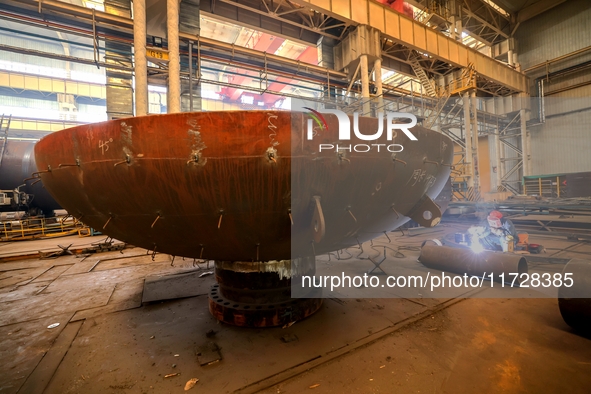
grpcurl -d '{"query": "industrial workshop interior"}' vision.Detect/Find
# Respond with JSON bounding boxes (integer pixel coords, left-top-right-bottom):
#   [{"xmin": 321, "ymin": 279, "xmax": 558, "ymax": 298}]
[{"xmin": 1, "ymin": 0, "xmax": 591, "ymax": 392}]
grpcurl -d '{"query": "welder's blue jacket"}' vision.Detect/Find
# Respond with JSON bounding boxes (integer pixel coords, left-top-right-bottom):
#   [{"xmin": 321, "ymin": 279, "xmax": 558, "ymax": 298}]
[{"xmin": 480, "ymin": 218, "xmax": 519, "ymax": 250}]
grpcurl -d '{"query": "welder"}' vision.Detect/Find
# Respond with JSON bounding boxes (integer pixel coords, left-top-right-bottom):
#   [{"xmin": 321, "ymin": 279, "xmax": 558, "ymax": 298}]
[{"xmin": 468, "ymin": 210, "xmax": 518, "ymax": 252}]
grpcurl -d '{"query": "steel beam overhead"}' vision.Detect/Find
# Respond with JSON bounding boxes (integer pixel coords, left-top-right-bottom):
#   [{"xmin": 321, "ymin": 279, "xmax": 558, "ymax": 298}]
[
  {"xmin": 410, "ymin": 0, "xmax": 511, "ymax": 46},
  {"xmin": 0, "ymin": 70, "xmax": 106, "ymax": 100},
  {"xmin": 292, "ymin": 0, "xmax": 528, "ymax": 94},
  {"xmin": 0, "ymin": 1, "xmax": 349, "ymax": 84},
  {"xmin": 6, "ymin": 0, "xmax": 529, "ymax": 95},
  {"xmin": 199, "ymin": 0, "xmax": 346, "ymax": 44},
  {"xmin": 460, "ymin": 0, "xmax": 511, "ymax": 46}
]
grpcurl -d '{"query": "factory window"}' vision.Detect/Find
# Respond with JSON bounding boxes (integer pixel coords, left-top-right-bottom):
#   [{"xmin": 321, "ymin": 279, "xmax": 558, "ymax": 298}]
[{"xmin": 241, "ymin": 96, "xmax": 254, "ymax": 105}]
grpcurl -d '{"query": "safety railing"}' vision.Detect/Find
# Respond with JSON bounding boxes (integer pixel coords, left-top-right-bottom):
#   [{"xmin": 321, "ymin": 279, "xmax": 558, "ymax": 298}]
[
  {"xmin": 523, "ymin": 175, "xmax": 566, "ymax": 198},
  {"xmin": 0, "ymin": 215, "xmax": 88, "ymax": 241}
]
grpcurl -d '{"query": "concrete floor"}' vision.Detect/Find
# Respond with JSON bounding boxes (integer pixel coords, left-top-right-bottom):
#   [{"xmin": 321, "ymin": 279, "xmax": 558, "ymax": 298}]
[{"xmin": 1, "ymin": 225, "xmax": 591, "ymax": 393}]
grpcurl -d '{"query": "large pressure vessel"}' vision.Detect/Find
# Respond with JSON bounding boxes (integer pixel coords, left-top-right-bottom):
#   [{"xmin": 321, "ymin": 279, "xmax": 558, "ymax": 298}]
[
  {"xmin": 0, "ymin": 140, "xmax": 61, "ymax": 215},
  {"xmin": 34, "ymin": 110, "xmax": 453, "ymax": 260}
]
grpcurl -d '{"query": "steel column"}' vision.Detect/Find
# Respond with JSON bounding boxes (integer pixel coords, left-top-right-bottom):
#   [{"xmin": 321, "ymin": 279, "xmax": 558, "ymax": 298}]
[
  {"xmin": 104, "ymin": 0, "xmax": 133, "ymax": 119},
  {"xmin": 470, "ymin": 90, "xmax": 480, "ymax": 192},
  {"xmin": 189, "ymin": 41, "xmax": 193, "ymax": 112},
  {"xmin": 455, "ymin": 18, "xmax": 463, "ymax": 41},
  {"xmin": 463, "ymin": 92, "xmax": 473, "ymax": 188},
  {"xmin": 360, "ymin": 55, "xmax": 370, "ymax": 115},
  {"xmin": 450, "ymin": 15, "xmax": 457, "ymax": 40},
  {"xmin": 513, "ymin": 52, "xmax": 519, "ymax": 69},
  {"xmin": 133, "ymin": 0, "xmax": 148, "ymax": 116},
  {"xmin": 520, "ymin": 103, "xmax": 530, "ymax": 176},
  {"xmin": 374, "ymin": 58, "xmax": 383, "ymax": 112},
  {"xmin": 494, "ymin": 124, "xmax": 502, "ymax": 190},
  {"xmin": 167, "ymin": 0, "xmax": 181, "ymax": 113}
]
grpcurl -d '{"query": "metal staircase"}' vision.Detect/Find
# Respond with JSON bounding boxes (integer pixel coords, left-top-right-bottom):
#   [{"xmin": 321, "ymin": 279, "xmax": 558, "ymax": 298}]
[
  {"xmin": 411, "ymin": 57, "xmax": 476, "ymax": 131},
  {"xmin": 420, "ymin": 62, "xmax": 480, "ymax": 198},
  {"xmin": 424, "ymin": 90, "xmax": 452, "ymax": 129},
  {"xmin": 409, "ymin": 51, "xmax": 437, "ymax": 97},
  {"xmin": 450, "ymin": 63, "xmax": 476, "ymax": 95}
]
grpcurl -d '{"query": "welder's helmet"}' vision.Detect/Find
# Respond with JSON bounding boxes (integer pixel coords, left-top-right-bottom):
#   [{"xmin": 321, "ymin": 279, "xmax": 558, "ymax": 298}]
[{"xmin": 487, "ymin": 210, "xmax": 503, "ymax": 228}]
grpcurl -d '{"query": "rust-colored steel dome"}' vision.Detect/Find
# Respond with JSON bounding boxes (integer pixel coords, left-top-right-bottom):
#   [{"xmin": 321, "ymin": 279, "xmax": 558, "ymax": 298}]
[{"xmin": 34, "ymin": 110, "xmax": 453, "ymax": 261}]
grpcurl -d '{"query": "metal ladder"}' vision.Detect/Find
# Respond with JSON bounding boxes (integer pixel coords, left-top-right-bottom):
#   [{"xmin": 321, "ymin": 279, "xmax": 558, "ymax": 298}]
[{"xmin": 0, "ymin": 114, "xmax": 11, "ymax": 168}]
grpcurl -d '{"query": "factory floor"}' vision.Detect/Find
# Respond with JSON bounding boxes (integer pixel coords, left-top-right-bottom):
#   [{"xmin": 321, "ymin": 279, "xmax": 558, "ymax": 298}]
[{"xmin": 1, "ymin": 224, "xmax": 591, "ymax": 394}]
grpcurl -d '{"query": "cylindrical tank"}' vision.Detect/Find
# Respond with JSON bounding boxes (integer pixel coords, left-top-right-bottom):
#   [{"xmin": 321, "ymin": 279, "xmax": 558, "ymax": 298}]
[
  {"xmin": 558, "ymin": 259, "xmax": 591, "ymax": 332},
  {"xmin": 0, "ymin": 140, "xmax": 61, "ymax": 215},
  {"xmin": 418, "ymin": 243, "xmax": 528, "ymax": 285}
]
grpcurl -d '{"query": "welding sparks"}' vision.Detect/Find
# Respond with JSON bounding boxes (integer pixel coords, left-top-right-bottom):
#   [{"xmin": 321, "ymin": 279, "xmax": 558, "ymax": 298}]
[{"xmin": 471, "ymin": 237, "xmax": 484, "ymax": 254}]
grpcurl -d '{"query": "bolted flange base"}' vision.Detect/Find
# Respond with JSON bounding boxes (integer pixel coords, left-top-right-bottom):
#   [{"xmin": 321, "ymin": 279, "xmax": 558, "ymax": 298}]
[
  {"xmin": 209, "ymin": 284, "xmax": 322, "ymax": 327},
  {"xmin": 208, "ymin": 258, "xmax": 322, "ymax": 327}
]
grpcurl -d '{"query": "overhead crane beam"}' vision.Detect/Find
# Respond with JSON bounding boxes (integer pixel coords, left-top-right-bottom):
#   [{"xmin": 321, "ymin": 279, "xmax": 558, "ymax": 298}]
[
  {"xmin": 291, "ymin": 0, "xmax": 528, "ymax": 94},
  {"xmin": 408, "ymin": 0, "xmax": 511, "ymax": 46},
  {"xmin": 0, "ymin": 70, "xmax": 106, "ymax": 100},
  {"xmin": 0, "ymin": 12, "xmax": 416, "ymax": 117},
  {"xmin": 0, "ymin": 29, "xmax": 512, "ymax": 132},
  {"xmin": 0, "ymin": 1, "xmax": 349, "ymax": 84},
  {"xmin": 1, "ymin": 0, "xmax": 528, "ymax": 139},
  {"xmin": 0, "ymin": 0, "xmax": 431, "ymax": 104},
  {"xmin": 200, "ymin": 0, "xmax": 350, "ymax": 43},
  {"xmin": 6, "ymin": 0, "xmax": 528, "ymax": 95}
]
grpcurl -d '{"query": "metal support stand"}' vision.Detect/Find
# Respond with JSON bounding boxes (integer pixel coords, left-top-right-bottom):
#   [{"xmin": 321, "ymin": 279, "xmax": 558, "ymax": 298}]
[
  {"xmin": 367, "ymin": 247, "xmax": 387, "ymax": 275},
  {"xmin": 208, "ymin": 258, "xmax": 322, "ymax": 327}
]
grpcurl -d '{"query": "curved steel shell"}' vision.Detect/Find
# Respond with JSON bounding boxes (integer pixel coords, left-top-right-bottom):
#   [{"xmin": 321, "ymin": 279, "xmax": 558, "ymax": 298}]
[
  {"xmin": 558, "ymin": 259, "xmax": 591, "ymax": 332},
  {"xmin": 34, "ymin": 111, "xmax": 453, "ymax": 260},
  {"xmin": 0, "ymin": 140, "xmax": 61, "ymax": 213}
]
